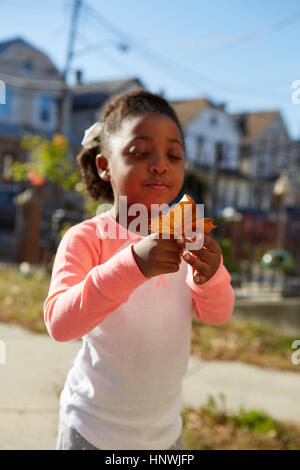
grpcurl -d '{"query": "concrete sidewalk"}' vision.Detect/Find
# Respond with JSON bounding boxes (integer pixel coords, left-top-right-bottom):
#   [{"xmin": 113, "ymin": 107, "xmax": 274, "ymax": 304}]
[{"xmin": 0, "ymin": 322, "xmax": 299, "ymax": 450}]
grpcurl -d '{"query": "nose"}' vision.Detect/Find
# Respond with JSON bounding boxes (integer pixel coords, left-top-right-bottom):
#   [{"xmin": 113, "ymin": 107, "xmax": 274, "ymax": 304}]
[{"xmin": 148, "ymin": 150, "xmax": 169, "ymax": 174}]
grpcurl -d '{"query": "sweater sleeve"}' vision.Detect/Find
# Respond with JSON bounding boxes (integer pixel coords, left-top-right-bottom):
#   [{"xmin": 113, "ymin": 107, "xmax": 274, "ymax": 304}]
[
  {"xmin": 43, "ymin": 222, "xmax": 149, "ymax": 342},
  {"xmin": 185, "ymin": 254, "xmax": 235, "ymax": 325}
]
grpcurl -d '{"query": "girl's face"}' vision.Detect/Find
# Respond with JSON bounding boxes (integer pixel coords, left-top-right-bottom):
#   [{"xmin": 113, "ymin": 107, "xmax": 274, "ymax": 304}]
[{"xmin": 99, "ymin": 113, "xmax": 185, "ymax": 217}]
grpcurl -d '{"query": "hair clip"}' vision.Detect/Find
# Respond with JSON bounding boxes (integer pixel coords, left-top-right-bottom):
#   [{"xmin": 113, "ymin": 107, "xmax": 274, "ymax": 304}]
[{"xmin": 81, "ymin": 122, "xmax": 103, "ymax": 149}]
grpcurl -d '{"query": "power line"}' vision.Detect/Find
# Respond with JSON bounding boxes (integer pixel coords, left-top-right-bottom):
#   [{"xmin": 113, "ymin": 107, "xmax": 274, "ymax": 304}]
[
  {"xmin": 43, "ymin": 0, "xmax": 72, "ymax": 44},
  {"xmin": 202, "ymin": 10, "xmax": 300, "ymax": 50},
  {"xmin": 0, "ymin": 1, "xmax": 294, "ymax": 102},
  {"xmin": 82, "ymin": 2, "xmax": 291, "ymax": 101}
]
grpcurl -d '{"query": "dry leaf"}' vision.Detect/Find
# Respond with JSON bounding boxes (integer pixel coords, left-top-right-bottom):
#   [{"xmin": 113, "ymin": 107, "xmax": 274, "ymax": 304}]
[{"xmin": 148, "ymin": 194, "xmax": 217, "ymax": 238}]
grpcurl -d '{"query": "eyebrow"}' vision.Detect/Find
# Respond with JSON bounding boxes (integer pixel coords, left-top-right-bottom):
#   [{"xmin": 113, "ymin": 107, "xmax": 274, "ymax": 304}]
[{"xmin": 130, "ymin": 135, "xmax": 183, "ymax": 147}]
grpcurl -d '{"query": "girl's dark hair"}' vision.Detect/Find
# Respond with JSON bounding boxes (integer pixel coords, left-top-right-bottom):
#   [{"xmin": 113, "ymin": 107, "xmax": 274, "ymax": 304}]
[{"xmin": 76, "ymin": 88, "xmax": 186, "ymax": 202}]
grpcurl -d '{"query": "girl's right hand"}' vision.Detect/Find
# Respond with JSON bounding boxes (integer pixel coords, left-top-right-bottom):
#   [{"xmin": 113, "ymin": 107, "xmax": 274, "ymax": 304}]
[{"xmin": 132, "ymin": 233, "xmax": 184, "ymax": 278}]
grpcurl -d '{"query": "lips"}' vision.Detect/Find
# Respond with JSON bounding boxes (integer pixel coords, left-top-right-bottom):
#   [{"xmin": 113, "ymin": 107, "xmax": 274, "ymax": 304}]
[{"xmin": 145, "ymin": 180, "xmax": 170, "ymax": 188}]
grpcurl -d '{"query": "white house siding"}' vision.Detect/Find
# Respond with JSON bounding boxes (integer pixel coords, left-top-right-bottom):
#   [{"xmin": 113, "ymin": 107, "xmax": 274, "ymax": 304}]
[
  {"xmin": 0, "ymin": 40, "xmax": 64, "ymax": 133},
  {"xmin": 185, "ymin": 107, "xmax": 241, "ymax": 170}
]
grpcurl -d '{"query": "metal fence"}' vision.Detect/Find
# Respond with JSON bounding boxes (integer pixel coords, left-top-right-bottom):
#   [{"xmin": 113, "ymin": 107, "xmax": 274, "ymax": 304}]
[
  {"xmin": 214, "ymin": 210, "xmax": 300, "ymax": 298},
  {"xmin": 0, "ymin": 181, "xmax": 27, "ymax": 261}
]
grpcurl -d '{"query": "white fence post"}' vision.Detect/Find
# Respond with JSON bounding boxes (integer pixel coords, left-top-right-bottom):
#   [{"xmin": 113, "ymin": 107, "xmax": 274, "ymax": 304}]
[
  {"xmin": 0, "ymin": 340, "xmax": 6, "ymax": 365},
  {"xmin": 0, "ymin": 80, "xmax": 6, "ymax": 105}
]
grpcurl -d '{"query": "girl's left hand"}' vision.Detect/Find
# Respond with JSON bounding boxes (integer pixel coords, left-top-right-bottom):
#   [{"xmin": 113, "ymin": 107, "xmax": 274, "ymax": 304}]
[{"xmin": 176, "ymin": 235, "xmax": 222, "ymax": 285}]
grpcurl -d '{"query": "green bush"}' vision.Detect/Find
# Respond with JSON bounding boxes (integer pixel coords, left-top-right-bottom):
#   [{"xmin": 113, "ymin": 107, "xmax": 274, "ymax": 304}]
[
  {"xmin": 220, "ymin": 238, "xmax": 238, "ymax": 273},
  {"xmin": 228, "ymin": 409, "xmax": 278, "ymax": 434}
]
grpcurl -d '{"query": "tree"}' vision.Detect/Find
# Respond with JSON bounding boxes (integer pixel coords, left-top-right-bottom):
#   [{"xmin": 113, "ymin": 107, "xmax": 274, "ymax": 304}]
[{"xmin": 12, "ymin": 134, "xmax": 80, "ymax": 190}]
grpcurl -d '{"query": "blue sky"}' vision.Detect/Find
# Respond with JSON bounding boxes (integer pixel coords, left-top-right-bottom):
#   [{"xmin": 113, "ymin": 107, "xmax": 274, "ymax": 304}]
[{"xmin": 1, "ymin": 0, "xmax": 300, "ymax": 138}]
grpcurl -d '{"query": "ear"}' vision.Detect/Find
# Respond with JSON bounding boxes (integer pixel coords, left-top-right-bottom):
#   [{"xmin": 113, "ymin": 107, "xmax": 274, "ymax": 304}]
[
  {"xmin": 95, "ymin": 153, "xmax": 108, "ymax": 172},
  {"xmin": 95, "ymin": 154, "xmax": 111, "ymax": 182}
]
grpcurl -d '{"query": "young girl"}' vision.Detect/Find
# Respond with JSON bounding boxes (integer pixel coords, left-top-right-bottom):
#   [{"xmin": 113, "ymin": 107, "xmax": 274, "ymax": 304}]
[{"xmin": 44, "ymin": 89, "xmax": 235, "ymax": 451}]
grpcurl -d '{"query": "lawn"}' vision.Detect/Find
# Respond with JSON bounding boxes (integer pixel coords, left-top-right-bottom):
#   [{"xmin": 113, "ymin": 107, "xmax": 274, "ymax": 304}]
[
  {"xmin": 0, "ymin": 263, "xmax": 299, "ymax": 372},
  {"xmin": 181, "ymin": 394, "xmax": 300, "ymax": 450},
  {"xmin": 1, "ymin": 264, "xmax": 299, "ymax": 450},
  {"xmin": 191, "ymin": 316, "xmax": 299, "ymax": 373},
  {"xmin": 0, "ymin": 264, "xmax": 50, "ymax": 334}
]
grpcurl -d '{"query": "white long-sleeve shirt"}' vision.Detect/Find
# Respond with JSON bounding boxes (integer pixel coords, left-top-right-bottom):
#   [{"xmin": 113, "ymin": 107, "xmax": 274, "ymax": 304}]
[{"xmin": 44, "ymin": 210, "xmax": 235, "ymax": 450}]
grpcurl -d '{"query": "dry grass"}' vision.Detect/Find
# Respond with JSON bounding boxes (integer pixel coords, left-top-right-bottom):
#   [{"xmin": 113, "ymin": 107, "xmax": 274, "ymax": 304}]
[
  {"xmin": 191, "ymin": 316, "xmax": 300, "ymax": 373},
  {"xmin": 0, "ymin": 264, "xmax": 50, "ymax": 334},
  {"xmin": 0, "ymin": 264, "xmax": 299, "ymax": 373},
  {"xmin": 181, "ymin": 394, "xmax": 300, "ymax": 450}
]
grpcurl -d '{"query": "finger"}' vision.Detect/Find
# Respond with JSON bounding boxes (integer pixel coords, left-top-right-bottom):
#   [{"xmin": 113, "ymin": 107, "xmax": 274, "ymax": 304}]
[
  {"xmin": 193, "ymin": 272, "xmax": 207, "ymax": 285},
  {"xmin": 160, "ymin": 262, "xmax": 181, "ymax": 274},
  {"xmin": 158, "ymin": 238, "xmax": 184, "ymax": 253},
  {"xmin": 201, "ymin": 235, "xmax": 221, "ymax": 254},
  {"xmin": 182, "ymin": 252, "xmax": 211, "ymax": 277},
  {"xmin": 181, "ymin": 234, "xmax": 205, "ymax": 251},
  {"xmin": 175, "ymin": 238, "xmax": 185, "ymax": 248},
  {"xmin": 175, "ymin": 238, "xmax": 186, "ymax": 255},
  {"xmin": 157, "ymin": 250, "xmax": 182, "ymax": 265},
  {"xmin": 191, "ymin": 247, "xmax": 215, "ymax": 264}
]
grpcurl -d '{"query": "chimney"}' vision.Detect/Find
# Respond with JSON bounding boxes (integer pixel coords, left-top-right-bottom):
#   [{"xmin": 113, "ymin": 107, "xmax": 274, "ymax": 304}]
[
  {"xmin": 217, "ymin": 102, "xmax": 226, "ymax": 111},
  {"xmin": 76, "ymin": 69, "xmax": 83, "ymax": 85}
]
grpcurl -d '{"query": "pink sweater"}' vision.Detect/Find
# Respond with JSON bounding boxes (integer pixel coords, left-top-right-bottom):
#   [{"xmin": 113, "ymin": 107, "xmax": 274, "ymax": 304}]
[
  {"xmin": 44, "ymin": 211, "xmax": 234, "ymax": 341},
  {"xmin": 44, "ymin": 210, "xmax": 235, "ymax": 450}
]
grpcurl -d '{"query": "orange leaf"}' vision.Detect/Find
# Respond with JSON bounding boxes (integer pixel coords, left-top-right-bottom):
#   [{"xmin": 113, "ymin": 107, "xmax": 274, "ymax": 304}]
[
  {"xmin": 148, "ymin": 194, "xmax": 217, "ymax": 238},
  {"xmin": 28, "ymin": 170, "xmax": 46, "ymax": 187}
]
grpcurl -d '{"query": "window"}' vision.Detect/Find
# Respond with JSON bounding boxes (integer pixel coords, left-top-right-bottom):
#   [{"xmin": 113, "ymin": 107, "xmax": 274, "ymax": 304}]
[
  {"xmin": 215, "ymin": 142, "xmax": 224, "ymax": 165},
  {"xmin": 259, "ymin": 153, "xmax": 270, "ymax": 177},
  {"xmin": 24, "ymin": 59, "xmax": 34, "ymax": 73},
  {"xmin": 277, "ymin": 153, "xmax": 287, "ymax": 170},
  {"xmin": 210, "ymin": 115, "xmax": 218, "ymax": 126},
  {"xmin": 2, "ymin": 154, "xmax": 14, "ymax": 180},
  {"xmin": 39, "ymin": 96, "xmax": 52, "ymax": 123},
  {"xmin": 196, "ymin": 136, "xmax": 204, "ymax": 163},
  {"xmin": 220, "ymin": 142, "xmax": 232, "ymax": 168}
]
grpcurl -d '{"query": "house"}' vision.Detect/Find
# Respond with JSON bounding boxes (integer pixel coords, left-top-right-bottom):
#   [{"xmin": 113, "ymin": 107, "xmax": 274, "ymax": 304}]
[
  {"xmin": 231, "ymin": 111, "xmax": 292, "ymax": 212},
  {"xmin": 288, "ymin": 139, "xmax": 300, "ymax": 209},
  {"xmin": 61, "ymin": 74, "xmax": 146, "ymax": 212},
  {"xmin": 0, "ymin": 36, "xmax": 66, "ymax": 261},
  {"xmin": 0, "ymin": 37, "xmax": 66, "ymax": 169},
  {"xmin": 170, "ymin": 98, "xmax": 248, "ymax": 216},
  {"xmin": 70, "ymin": 73, "xmax": 145, "ymax": 148}
]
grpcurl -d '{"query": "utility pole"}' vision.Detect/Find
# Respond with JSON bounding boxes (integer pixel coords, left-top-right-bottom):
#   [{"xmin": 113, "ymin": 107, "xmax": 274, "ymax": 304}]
[
  {"xmin": 47, "ymin": 0, "xmax": 82, "ymax": 255},
  {"xmin": 60, "ymin": 0, "xmax": 82, "ymax": 134},
  {"xmin": 209, "ymin": 142, "xmax": 223, "ymax": 219}
]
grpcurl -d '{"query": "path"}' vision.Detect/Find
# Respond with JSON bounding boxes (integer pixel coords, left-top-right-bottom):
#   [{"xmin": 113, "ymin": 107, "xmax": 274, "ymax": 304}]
[{"xmin": 0, "ymin": 322, "xmax": 299, "ymax": 450}]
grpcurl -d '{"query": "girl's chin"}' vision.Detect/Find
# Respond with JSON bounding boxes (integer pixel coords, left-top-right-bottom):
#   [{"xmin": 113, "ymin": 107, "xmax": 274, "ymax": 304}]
[{"xmin": 143, "ymin": 191, "xmax": 172, "ymax": 201}]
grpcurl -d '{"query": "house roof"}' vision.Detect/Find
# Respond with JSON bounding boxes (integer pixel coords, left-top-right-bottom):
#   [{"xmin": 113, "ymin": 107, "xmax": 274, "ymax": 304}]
[
  {"xmin": 0, "ymin": 36, "xmax": 51, "ymax": 58},
  {"xmin": 72, "ymin": 78, "xmax": 145, "ymax": 108},
  {"xmin": 0, "ymin": 36, "xmax": 61, "ymax": 76},
  {"xmin": 72, "ymin": 77, "xmax": 145, "ymax": 95},
  {"xmin": 231, "ymin": 111, "xmax": 282, "ymax": 145},
  {"xmin": 0, "ymin": 37, "xmax": 30, "ymax": 55},
  {"xmin": 0, "ymin": 38, "xmax": 17, "ymax": 55},
  {"xmin": 170, "ymin": 98, "xmax": 213, "ymax": 127}
]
